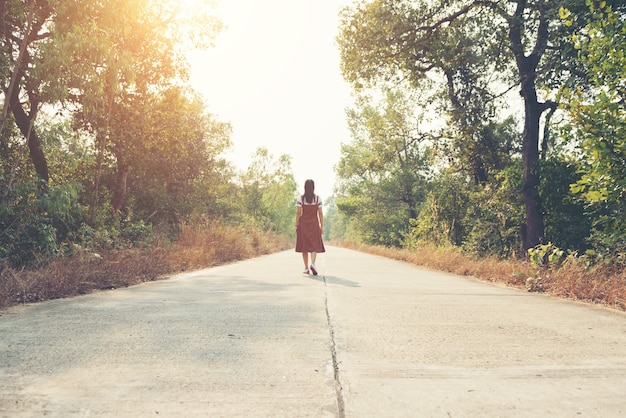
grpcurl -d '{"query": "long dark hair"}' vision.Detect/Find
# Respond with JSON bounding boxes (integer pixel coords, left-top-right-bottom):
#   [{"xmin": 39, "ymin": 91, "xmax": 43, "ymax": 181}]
[{"xmin": 303, "ymin": 179, "xmax": 315, "ymax": 204}]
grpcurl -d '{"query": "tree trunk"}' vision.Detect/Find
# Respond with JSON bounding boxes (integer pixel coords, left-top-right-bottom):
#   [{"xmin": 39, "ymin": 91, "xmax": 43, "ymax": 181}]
[
  {"xmin": 1, "ymin": 0, "xmax": 34, "ymax": 133},
  {"xmin": 443, "ymin": 68, "xmax": 489, "ymax": 185},
  {"xmin": 110, "ymin": 135, "xmax": 130, "ymax": 216},
  {"xmin": 9, "ymin": 88, "xmax": 49, "ymax": 183},
  {"xmin": 111, "ymin": 160, "xmax": 129, "ymax": 215},
  {"xmin": 520, "ymin": 87, "xmax": 544, "ymax": 250},
  {"xmin": 508, "ymin": 0, "xmax": 548, "ymax": 251}
]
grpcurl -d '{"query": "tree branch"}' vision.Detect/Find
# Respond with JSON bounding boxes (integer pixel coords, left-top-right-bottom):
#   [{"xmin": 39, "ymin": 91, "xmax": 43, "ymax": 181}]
[
  {"xmin": 529, "ymin": 0, "xmax": 550, "ymax": 69},
  {"xmin": 508, "ymin": 0, "xmax": 527, "ymax": 63}
]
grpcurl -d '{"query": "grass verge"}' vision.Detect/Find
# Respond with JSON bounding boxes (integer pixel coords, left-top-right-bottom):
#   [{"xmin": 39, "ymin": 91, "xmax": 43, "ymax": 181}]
[
  {"xmin": 0, "ymin": 222, "xmax": 292, "ymax": 310},
  {"xmin": 3, "ymin": 236, "xmax": 623, "ymax": 313},
  {"xmin": 335, "ymin": 241, "xmax": 626, "ymax": 312}
]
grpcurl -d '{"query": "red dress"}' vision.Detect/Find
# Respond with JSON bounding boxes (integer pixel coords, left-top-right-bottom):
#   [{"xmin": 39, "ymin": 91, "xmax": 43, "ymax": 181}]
[{"xmin": 295, "ymin": 195, "xmax": 325, "ymax": 253}]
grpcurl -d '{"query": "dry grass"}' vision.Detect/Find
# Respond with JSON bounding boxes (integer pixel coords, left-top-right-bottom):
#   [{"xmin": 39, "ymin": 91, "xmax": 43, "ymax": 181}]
[
  {"xmin": 0, "ymin": 222, "xmax": 291, "ymax": 310},
  {"xmin": 3, "ymin": 233, "xmax": 623, "ymax": 313},
  {"xmin": 335, "ymin": 241, "xmax": 626, "ymax": 311},
  {"xmin": 539, "ymin": 259, "xmax": 626, "ymax": 311}
]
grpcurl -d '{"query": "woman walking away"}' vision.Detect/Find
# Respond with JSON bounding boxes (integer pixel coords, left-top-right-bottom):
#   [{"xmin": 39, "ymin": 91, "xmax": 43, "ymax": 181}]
[{"xmin": 295, "ymin": 179, "xmax": 325, "ymax": 275}]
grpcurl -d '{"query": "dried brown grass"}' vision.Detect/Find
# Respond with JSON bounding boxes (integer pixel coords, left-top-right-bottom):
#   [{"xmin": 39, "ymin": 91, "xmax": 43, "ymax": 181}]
[
  {"xmin": 4, "ymin": 233, "xmax": 623, "ymax": 312},
  {"xmin": 0, "ymin": 222, "xmax": 291, "ymax": 310},
  {"xmin": 334, "ymin": 241, "xmax": 626, "ymax": 311},
  {"xmin": 538, "ymin": 259, "xmax": 626, "ymax": 311}
]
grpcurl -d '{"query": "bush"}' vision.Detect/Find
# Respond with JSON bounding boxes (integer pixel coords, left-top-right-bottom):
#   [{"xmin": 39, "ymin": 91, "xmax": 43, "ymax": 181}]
[{"xmin": 0, "ymin": 181, "xmax": 87, "ymax": 266}]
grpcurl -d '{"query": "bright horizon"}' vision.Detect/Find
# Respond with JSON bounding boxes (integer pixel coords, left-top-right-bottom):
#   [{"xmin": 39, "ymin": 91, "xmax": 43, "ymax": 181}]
[{"xmin": 188, "ymin": 0, "xmax": 354, "ymax": 201}]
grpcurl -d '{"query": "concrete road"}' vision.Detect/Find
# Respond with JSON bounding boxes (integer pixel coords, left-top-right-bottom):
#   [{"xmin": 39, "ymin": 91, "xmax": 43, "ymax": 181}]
[{"xmin": 1, "ymin": 247, "xmax": 626, "ymax": 417}]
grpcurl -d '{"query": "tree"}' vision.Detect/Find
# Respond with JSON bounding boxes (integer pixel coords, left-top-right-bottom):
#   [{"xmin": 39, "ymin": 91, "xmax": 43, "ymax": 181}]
[
  {"xmin": 335, "ymin": 90, "xmax": 431, "ymax": 245},
  {"xmin": 539, "ymin": 157, "xmax": 591, "ymax": 252},
  {"xmin": 109, "ymin": 88, "xmax": 232, "ymax": 222},
  {"xmin": 239, "ymin": 148, "xmax": 298, "ymax": 236},
  {"xmin": 1, "ymin": 0, "xmax": 52, "ymax": 182},
  {"xmin": 409, "ymin": 170, "xmax": 472, "ymax": 248},
  {"xmin": 409, "ymin": 143, "xmax": 524, "ymax": 257},
  {"xmin": 563, "ymin": 1, "xmax": 626, "ymax": 251},
  {"xmin": 50, "ymin": 0, "xmax": 221, "ymax": 217},
  {"xmin": 1, "ymin": 0, "xmax": 222, "ymax": 187},
  {"xmin": 337, "ymin": 0, "xmax": 624, "ymax": 250},
  {"xmin": 321, "ymin": 195, "xmax": 348, "ymax": 242}
]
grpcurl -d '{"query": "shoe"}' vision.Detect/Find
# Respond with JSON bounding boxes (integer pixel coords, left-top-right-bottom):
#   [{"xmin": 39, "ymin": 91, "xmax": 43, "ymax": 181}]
[
  {"xmin": 310, "ymin": 264, "xmax": 318, "ymax": 276},
  {"xmin": 303, "ymin": 269, "xmax": 310, "ymax": 275}
]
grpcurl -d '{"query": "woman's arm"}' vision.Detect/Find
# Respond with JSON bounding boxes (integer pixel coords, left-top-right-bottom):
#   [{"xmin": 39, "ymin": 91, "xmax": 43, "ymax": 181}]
[
  {"xmin": 318, "ymin": 207, "xmax": 324, "ymax": 232},
  {"xmin": 295, "ymin": 207, "xmax": 302, "ymax": 228}
]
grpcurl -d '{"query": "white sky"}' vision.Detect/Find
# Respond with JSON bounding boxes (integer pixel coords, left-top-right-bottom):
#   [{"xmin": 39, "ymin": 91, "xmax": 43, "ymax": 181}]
[{"xmin": 188, "ymin": 0, "xmax": 354, "ymax": 201}]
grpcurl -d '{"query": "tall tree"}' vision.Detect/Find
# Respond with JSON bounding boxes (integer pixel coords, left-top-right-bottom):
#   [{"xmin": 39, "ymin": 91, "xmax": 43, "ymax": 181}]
[
  {"xmin": 1, "ymin": 0, "xmax": 52, "ymax": 182},
  {"xmin": 337, "ymin": 0, "xmax": 624, "ymax": 250},
  {"xmin": 1, "ymin": 0, "xmax": 222, "ymax": 189},
  {"xmin": 564, "ymin": 1, "xmax": 626, "ymax": 251},
  {"xmin": 239, "ymin": 148, "xmax": 298, "ymax": 235},
  {"xmin": 126, "ymin": 87, "xmax": 232, "ymax": 222},
  {"xmin": 335, "ymin": 90, "xmax": 430, "ymax": 245},
  {"xmin": 51, "ymin": 0, "xmax": 221, "ymax": 217}
]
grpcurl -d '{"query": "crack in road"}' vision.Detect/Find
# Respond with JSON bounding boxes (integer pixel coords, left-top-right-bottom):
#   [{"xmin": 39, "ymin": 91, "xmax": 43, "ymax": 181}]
[{"xmin": 323, "ymin": 274, "xmax": 346, "ymax": 418}]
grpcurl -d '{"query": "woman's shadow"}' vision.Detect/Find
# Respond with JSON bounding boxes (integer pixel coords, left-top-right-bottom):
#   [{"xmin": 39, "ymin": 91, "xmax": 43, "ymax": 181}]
[{"xmin": 309, "ymin": 275, "xmax": 360, "ymax": 287}]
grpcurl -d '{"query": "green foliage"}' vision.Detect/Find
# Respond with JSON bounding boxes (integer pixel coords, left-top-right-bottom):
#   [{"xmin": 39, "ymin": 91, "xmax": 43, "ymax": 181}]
[
  {"xmin": 407, "ymin": 172, "xmax": 470, "ymax": 248},
  {"xmin": 118, "ymin": 88, "xmax": 233, "ymax": 223},
  {"xmin": 0, "ymin": 0, "xmax": 303, "ymax": 268},
  {"xmin": 407, "ymin": 154, "xmax": 590, "ymax": 259},
  {"xmin": 322, "ymin": 195, "xmax": 347, "ymax": 242},
  {"xmin": 0, "ymin": 181, "xmax": 87, "ymax": 266},
  {"xmin": 335, "ymin": 90, "xmax": 431, "ymax": 246},
  {"xmin": 336, "ymin": 192, "xmax": 411, "ymax": 247},
  {"xmin": 539, "ymin": 157, "xmax": 591, "ymax": 252},
  {"xmin": 528, "ymin": 243, "xmax": 566, "ymax": 268},
  {"xmin": 0, "ymin": 173, "xmax": 160, "ymax": 267},
  {"xmin": 407, "ymin": 165, "xmax": 524, "ymax": 257},
  {"xmin": 462, "ymin": 166, "xmax": 525, "ymax": 257},
  {"xmin": 561, "ymin": 1, "xmax": 626, "ymax": 253},
  {"xmin": 69, "ymin": 220, "xmax": 154, "ymax": 253},
  {"xmin": 337, "ymin": 0, "xmax": 626, "ymax": 251},
  {"xmin": 238, "ymin": 148, "xmax": 298, "ymax": 237},
  {"xmin": 576, "ymin": 247, "xmax": 626, "ymax": 270}
]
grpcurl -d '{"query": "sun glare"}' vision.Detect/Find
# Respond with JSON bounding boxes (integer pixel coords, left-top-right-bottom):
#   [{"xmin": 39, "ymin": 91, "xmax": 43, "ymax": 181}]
[
  {"xmin": 176, "ymin": 0, "xmax": 217, "ymax": 13},
  {"xmin": 188, "ymin": 0, "xmax": 354, "ymax": 195}
]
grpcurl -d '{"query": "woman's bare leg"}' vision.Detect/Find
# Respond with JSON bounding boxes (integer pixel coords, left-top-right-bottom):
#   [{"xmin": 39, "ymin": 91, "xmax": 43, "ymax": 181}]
[
  {"xmin": 309, "ymin": 252, "xmax": 318, "ymax": 275},
  {"xmin": 302, "ymin": 252, "xmax": 309, "ymax": 269}
]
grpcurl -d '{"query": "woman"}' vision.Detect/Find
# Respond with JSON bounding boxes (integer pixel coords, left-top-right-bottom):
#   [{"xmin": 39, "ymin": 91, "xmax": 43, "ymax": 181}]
[{"xmin": 295, "ymin": 179, "xmax": 325, "ymax": 275}]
